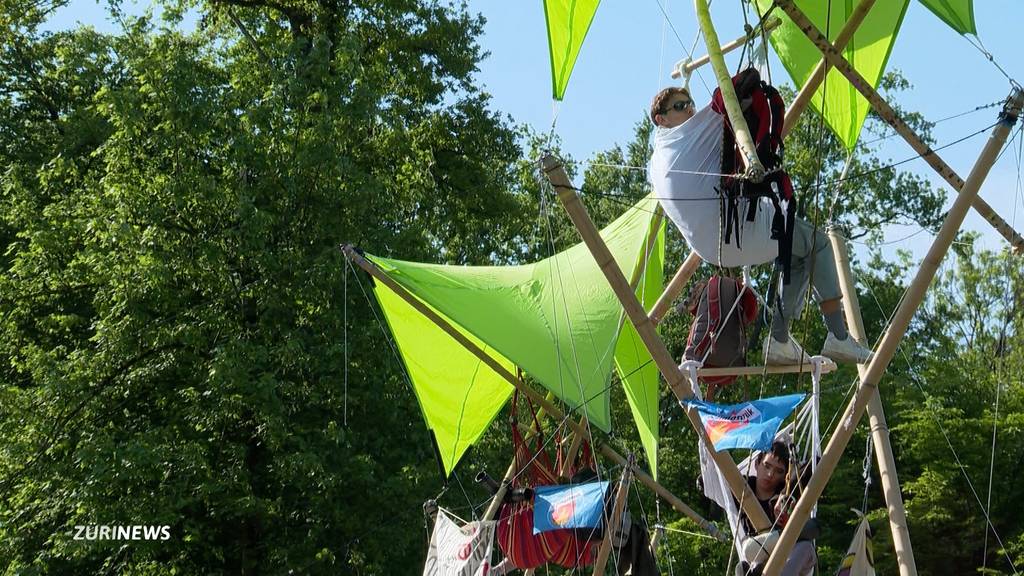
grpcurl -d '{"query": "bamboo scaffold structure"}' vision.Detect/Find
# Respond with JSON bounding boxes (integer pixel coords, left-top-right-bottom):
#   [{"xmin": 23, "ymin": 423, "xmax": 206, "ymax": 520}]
[
  {"xmin": 543, "ymin": 4, "xmax": 1024, "ymax": 573},
  {"xmin": 761, "ymin": 89, "xmax": 1023, "ymax": 576}
]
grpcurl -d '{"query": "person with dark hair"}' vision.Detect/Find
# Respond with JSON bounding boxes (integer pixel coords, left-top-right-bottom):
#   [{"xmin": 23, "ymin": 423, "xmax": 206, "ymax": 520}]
[
  {"xmin": 735, "ymin": 441, "xmax": 817, "ymax": 576},
  {"xmin": 648, "ymin": 85, "xmax": 873, "ymax": 366}
]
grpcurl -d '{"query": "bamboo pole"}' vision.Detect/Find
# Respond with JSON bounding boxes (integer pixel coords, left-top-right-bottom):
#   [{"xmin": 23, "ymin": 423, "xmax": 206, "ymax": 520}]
[
  {"xmin": 649, "ymin": 252, "xmax": 702, "ymax": 326},
  {"xmin": 543, "ymin": 155, "xmax": 772, "ymax": 531},
  {"xmin": 829, "ymin": 228, "xmax": 918, "ymax": 576},
  {"xmin": 559, "ymin": 416, "xmax": 588, "ymax": 477},
  {"xmin": 781, "ymin": 0, "xmax": 876, "ymax": 137},
  {"xmin": 594, "ymin": 456, "xmax": 634, "ymax": 576},
  {"xmin": 673, "ymin": 17, "xmax": 783, "ymax": 78},
  {"xmin": 774, "ymin": 0, "xmax": 1024, "ymax": 254},
  {"xmin": 342, "ymin": 245, "xmax": 723, "ymax": 537},
  {"xmin": 699, "ymin": 362, "xmax": 836, "ymax": 378},
  {"xmin": 693, "ymin": 0, "xmax": 765, "ymax": 183},
  {"xmin": 762, "ymin": 90, "xmax": 1023, "ymax": 576},
  {"xmin": 482, "ymin": 448, "xmax": 518, "ymax": 522}
]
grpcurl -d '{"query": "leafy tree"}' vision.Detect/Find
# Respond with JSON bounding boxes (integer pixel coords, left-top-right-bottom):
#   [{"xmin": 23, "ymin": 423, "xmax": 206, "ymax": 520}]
[{"xmin": 0, "ymin": 0, "xmax": 535, "ymax": 573}]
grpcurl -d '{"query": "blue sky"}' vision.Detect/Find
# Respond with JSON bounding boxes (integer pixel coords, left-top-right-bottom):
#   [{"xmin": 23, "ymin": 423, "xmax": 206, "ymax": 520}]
[{"xmin": 47, "ymin": 0, "xmax": 1024, "ymax": 262}]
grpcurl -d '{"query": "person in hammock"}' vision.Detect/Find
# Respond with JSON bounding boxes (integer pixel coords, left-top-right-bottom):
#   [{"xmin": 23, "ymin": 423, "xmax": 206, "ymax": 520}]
[
  {"xmin": 736, "ymin": 441, "xmax": 817, "ymax": 576},
  {"xmin": 648, "ymin": 85, "xmax": 873, "ymax": 366}
]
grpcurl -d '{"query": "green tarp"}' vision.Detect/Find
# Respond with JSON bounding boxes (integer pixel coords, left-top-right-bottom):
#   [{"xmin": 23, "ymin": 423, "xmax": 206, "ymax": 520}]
[
  {"xmin": 370, "ymin": 197, "xmax": 663, "ymax": 476},
  {"xmin": 756, "ymin": 0, "xmax": 910, "ymax": 150},
  {"xmin": 755, "ymin": 0, "xmax": 976, "ymax": 149},
  {"xmin": 918, "ymin": 0, "xmax": 975, "ymax": 35},
  {"xmin": 544, "ymin": 0, "xmax": 601, "ymax": 100}
]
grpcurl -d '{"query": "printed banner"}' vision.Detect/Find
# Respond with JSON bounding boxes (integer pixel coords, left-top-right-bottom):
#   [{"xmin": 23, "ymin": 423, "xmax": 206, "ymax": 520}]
[
  {"xmin": 836, "ymin": 515, "xmax": 875, "ymax": 576},
  {"xmin": 532, "ymin": 481, "xmax": 609, "ymax": 534},
  {"xmin": 423, "ymin": 510, "xmax": 495, "ymax": 576},
  {"xmin": 685, "ymin": 394, "xmax": 805, "ymax": 452}
]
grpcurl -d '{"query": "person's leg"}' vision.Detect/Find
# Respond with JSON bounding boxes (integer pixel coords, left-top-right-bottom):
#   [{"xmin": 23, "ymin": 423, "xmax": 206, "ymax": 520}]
[
  {"xmin": 777, "ymin": 219, "xmax": 846, "ymax": 335},
  {"xmin": 765, "ymin": 218, "xmax": 814, "ymax": 364},
  {"xmin": 779, "ymin": 540, "xmax": 817, "ymax": 576},
  {"xmin": 781, "ymin": 218, "xmax": 873, "ymax": 363},
  {"xmin": 801, "ymin": 222, "xmax": 849, "ymax": 339}
]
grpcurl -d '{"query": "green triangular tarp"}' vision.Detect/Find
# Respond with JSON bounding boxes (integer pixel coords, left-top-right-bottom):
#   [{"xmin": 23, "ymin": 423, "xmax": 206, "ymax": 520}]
[
  {"xmin": 918, "ymin": 0, "xmax": 975, "ymax": 35},
  {"xmin": 373, "ymin": 283, "xmax": 516, "ymax": 475},
  {"xmin": 544, "ymin": 0, "xmax": 601, "ymax": 100},
  {"xmin": 756, "ymin": 0, "xmax": 910, "ymax": 149},
  {"xmin": 369, "ymin": 196, "xmax": 662, "ymax": 475}
]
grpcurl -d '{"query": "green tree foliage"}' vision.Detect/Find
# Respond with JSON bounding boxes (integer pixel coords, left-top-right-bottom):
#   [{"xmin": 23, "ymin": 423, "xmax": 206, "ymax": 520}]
[{"xmin": 0, "ymin": 0, "xmax": 535, "ymax": 573}]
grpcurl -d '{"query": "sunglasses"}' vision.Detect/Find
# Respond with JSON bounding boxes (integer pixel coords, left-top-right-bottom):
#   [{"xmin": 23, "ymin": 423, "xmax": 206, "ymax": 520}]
[{"xmin": 664, "ymin": 99, "xmax": 694, "ymax": 113}]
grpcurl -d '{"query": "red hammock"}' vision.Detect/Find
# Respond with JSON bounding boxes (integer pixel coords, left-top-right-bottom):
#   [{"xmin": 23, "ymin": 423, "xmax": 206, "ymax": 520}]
[{"xmin": 496, "ymin": 391, "xmax": 599, "ymax": 569}]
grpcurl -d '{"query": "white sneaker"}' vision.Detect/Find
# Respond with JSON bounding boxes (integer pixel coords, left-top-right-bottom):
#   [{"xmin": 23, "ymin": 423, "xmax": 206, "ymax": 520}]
[
  {"xmin": 821, "ymin": 332, "xmax": 874, "ymax": 364},
  {"xmin": 764, "ymin": 335, "xmax": 811, "ymax": 365}
]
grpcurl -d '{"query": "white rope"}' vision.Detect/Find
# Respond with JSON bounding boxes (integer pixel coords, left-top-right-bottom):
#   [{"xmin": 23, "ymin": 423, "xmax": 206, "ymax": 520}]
[
  {"xmin": 537, "ymin": 177, "xmax": 635, "ymax": 486},
  {"xmin": 984, "ymin": 116, "xmax": 1023, "ymax": 571},
  {"xmin": 963, "ymin": 33, "xmax": 1019, "ymax": 89},
  {"xmin": 649, "ymin": 0, "xmax": 713, "ymax": 95},
  {"xmin": 861, "ymin": 433, "xmax": 873, "ymax": 514},
  {"xmin": 657, "ymin": 0, "xmax": 671, "ymax": 95},
  {"xmin": 586, "ymin": 160, "xmax": 736, "ymax": 178}
]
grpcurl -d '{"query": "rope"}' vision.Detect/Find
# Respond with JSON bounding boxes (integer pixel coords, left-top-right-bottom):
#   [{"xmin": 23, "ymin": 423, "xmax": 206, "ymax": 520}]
[
  {"xmin": 983, "ymin": 115, "xmax": 1022, "ymax": 572},
  {"xmin": 650, "ymin": 0, "xmax": 713, "ymax": 96},
  {"xmin": 537, "ymin": 179, "xmax": 606, "ymax": 484},
  {"xmin": 587, "ymin": 161, "xmax": 738, "ymax": 178},
  {"xmin": 795, "ymin": 119, "xmax": 1000, "ymax": 196},
  {"xmin": 963, "ymin": 34, "xmax": 1020, "ymax": 91},
  {"xmin": 660, "ymin": 524, "xmax": 720, "ymax": 539},
  {"xmin": 846, "ymin": 121, "xmax": 1022, "ymax": 248},
  {"xmin": 344, "ymin": 250, "xmax": 349, "ymax": 427},
  {"xmin": 786, "ymin": 0, "xmax": 834, "ymax": 406},
  {"xmin": 861, "ymin": 434, "xmax": 873, "ymax": 514},
  {"xmin": 859, "ymin": 99, "xmax": 1006, "ymax": 147},
  {"xmin": 346, "ymin": 257, "xmax": 465, "ymax": 480}
]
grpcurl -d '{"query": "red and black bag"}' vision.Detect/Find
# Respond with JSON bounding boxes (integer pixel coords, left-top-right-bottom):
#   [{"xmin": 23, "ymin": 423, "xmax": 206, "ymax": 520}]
[
  {"xmin": 711, "ymin": 68, "xmax": 797, "ymax": 284},
  {"xmin": 683, "ymin": 275, "xmax": 758, "ymax": 393}
]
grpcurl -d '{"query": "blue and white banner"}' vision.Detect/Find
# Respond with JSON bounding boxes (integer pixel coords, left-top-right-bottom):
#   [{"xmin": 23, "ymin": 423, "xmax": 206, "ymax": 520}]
[
  {"xmin": 532, "ymin": 481, "xmax": 609, "ymax": 534},
  {"xmin": 684, "ymin": 393, "xmax": 805, "ymax": 451}
]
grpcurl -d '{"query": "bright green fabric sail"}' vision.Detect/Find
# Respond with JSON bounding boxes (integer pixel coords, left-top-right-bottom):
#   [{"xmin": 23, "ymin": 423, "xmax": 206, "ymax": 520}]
[
  {"xmin": 369, "ymin": 196, "xmax": 662, "ymax": 475},
  {"xmin": 918, "ymin": 0, "xmax": 975, "ymax": 35},
  {"xmin": 544, "ymin": 0, "xmax": 601, "ymax": 100},
  {"xmin": 756, "ymin": 0, "xmax": 909, "ymax": 150},
  {"xmin": 373, "ymin": 283, "xmax": 516, "ymax": 475}
]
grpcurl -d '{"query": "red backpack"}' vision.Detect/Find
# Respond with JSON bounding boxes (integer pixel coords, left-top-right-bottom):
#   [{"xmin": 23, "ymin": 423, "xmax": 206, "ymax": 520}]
[
  {"xmin": 683, "ymin": 275, "xmax": 758, "ymax": 396},
  {"xmin": 711, "ymin": 68, "xmax": 797, "ymax": 284}
]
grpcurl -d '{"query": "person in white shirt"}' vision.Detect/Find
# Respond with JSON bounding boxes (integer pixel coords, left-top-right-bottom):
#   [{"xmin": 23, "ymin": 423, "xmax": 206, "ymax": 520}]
[{"xmin": 649, "ymin": 86, "xmax": 872, "ymax": 365}]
